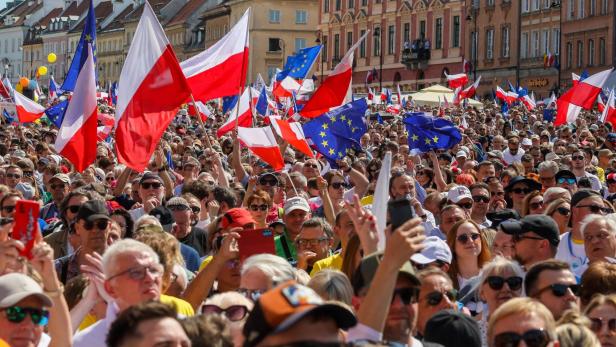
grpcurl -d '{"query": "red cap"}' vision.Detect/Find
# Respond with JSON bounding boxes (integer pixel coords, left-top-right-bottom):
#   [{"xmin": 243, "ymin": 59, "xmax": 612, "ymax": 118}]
[
  {"xmin": 607, "ymin": 173, "xmax": 616, "ymax": 182},
  {"xmin": 221, "ymin": 208, "xmax": 257, "ymax": 229}
]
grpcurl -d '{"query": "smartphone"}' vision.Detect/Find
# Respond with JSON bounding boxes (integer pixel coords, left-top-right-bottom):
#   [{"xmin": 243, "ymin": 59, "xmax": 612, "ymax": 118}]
[
  {"xmin": 237, "ymin": 228, "xmax": 275, "ymax": 262},
  {"xmin": 388, "ymin": 197, "xmax": 415, "ymax": 231},
  {"xmin": 12, "ymin": 200, "xmax": 40, "ymax": 259}
]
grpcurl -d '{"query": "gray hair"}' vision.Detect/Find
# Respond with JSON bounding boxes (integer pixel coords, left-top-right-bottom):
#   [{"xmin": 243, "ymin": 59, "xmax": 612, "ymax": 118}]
[
  {"xmin": 135, "ymin": 215, "xmax": 163, "ymax": 229},
  {"xmin": 537, "ymin": 160, "xmax": 559, "ymax": 176},
  {"xmin": 543, "ymin": 187, "xmax": 571, "ymax": 206},
  {"xmin": 240, "ymin": 254, "xmax": 295, "ymax": 285},
  {"xmin": 102, "ymin": 239, "xmax": 160, "ymax": 276},
  {"xmin": 581, "ymin": 214, "xmax": 616, "ymax": 237},
  {"xmin": 308, "ymin": 270, "xmax": 354, "ymax": 306}
]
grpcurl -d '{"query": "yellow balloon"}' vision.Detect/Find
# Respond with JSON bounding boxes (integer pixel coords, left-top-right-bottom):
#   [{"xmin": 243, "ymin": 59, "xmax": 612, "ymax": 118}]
[
  {"xmin": 19, "ymin": 77, "xmax": 29, "ymax": 88},
  {"xmin": 38, "ymin": 66, "xmax": 47, "ymax": 76},
  {"xmin": 15, "ymin": 83, "xmax": 22, "ymax": 93},
  {"xmin": 47, "ymin": 53, "xmax": 57, "ymax": 64}
]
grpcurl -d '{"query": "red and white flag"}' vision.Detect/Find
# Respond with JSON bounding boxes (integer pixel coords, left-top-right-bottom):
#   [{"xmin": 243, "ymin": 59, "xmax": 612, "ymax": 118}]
[
  {"xmin": 188, "ymin": 100, "xmax": 211, "ymax": 121},
  {"xmin": 237, "ymin": 126, "xmax": 284, "ymax": 170},
  {"xmin": 299, "ymin": 31, "xmax": 369, "ymax": 118},
  {"xmin": 115, "ymin": 2, "xmax": 191, "ymax": 171},
  {"xmin": 495, "ymin": 86, "xmax": 518, "ymax": 105},
  {"xmin": 14, "ymin": 90, "xmax": 45, "ymax": 123},
  {"xmin": 572, "ymin": 72, "xmax": 581, "ymax": 86},
  {"xmin": 396, "ymin": 84, "xmax": 402, "ymax": 105},
  {"xmin": 459, "ymin": 76, "xmax": 481, "ymax": 100},
  {"xmin": 272, "ymin": 76, "xmax": 301, "ymax": 98},
  {"xmin": 555, "ymin": 68, "xmax": 612, "ymax": 125},
  {"xmin": 597, "ymin": 94, "xmax": 606, "ymax": 113},
  {"xmin": 217, "ymin": 87, "xmax": 252, "ymax": 137},
  {"xmin": 181, "ymin": 8, "xmax": 249, "ymax": 103},
  {"xmin": 463, "ymin": 59, "xmax": 471, "ymax": 73},
  {"xmin": 444, "ymin": 72, "xmax": 468, "ymax": 89},
  {"xmin": 600, "ymin": 89, "xmax": 616, "ymax": 127},
  {"xmin": 269, "ymin": 116, "xmax": 314, "ymax": 158}
]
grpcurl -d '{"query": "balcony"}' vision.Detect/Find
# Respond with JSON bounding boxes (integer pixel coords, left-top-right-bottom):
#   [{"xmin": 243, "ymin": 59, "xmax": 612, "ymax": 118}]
[{"xmin": 401, "ymin": 39, "xmax": 431, "ymax": 70}]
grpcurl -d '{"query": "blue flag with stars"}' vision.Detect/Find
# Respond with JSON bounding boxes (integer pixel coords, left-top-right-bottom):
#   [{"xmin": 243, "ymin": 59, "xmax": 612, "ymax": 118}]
[
  {"xmin": 277, "ymin": 45, "xmax": 322, "ymax": 81},
  {"xmin": 302, "ymin": 98, "xmax": 368, "ymax": 166},
  {"xmin": 2, "ymin": 109, "xmax": 14, "ymax": 123},
  {"xmin": 45, "ymin": 100, "xmax": 69, "ymax": 128},
  {"xmin": 404, "ymin": 112, "xmax": 462, "ymax": 153},
  {"xmin": 61, "ymin": 0, "xmax": 96, "ymax": 91}
]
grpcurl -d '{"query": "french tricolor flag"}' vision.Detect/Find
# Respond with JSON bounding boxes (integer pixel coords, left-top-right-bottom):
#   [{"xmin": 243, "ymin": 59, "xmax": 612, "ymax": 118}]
[
  {"xmin": 181, "ymin": 9, "xmax": 249, "ymax": 103},
  {"xmin": 445, "ymin": 72, "xmax": 469, "ymax": 89},
  {"xmin": 14, "ymin": 91, "xmax": 45, "ymax": 123},
  {"xmin": 600, "ymin": 89, "xmax": 616, "ymax": 128},
  {"xmin": 217, "ymin": 87, "xmax": 252, "ymax": 137},
  {"xmin": 54, "ymin": 44, "xmax": 97, "ymax": 172},
  {"xmin": 555, "ymin": 68, "xmax": 612, "ymax": 125},
  {"xmin": 115, "ymin": 2, "xmax": 191, "ymax": 171},
  {"xmin": 237, "ymin": 126, "xmax": 284, "ymax": 171}
]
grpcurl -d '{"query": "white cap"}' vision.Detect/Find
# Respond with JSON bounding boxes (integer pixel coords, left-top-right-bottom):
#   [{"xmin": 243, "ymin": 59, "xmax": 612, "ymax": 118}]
[
  {"xmin": 411, "ymin": 236, "xmax": 453, "ymax": 264},
  {"xmin": 455, "ymin": 150, "xmax": 468, "ymax": 158},
  {"xmin": 284, "ymin": 196, "xmax": 310, "ymax": 213},
  {"xmin": 447, "ymin": 185, "xmax": 472, "ymax": 204},
  {"xmin": 521, "ymin": 138, "xmax": 532, "ymax": 146}
]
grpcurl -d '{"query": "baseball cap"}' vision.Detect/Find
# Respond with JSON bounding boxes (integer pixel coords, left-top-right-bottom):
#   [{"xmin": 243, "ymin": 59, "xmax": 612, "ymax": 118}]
[
  {"xmin": 149, "ymin": 206, "xmax": 174, "ymax": 231},
  {"xmin": 76, "ymin": 200, "xmax": 111, "ymax": 223},
  {"xmin": 139, "ymin": 172, "xmax": 163, "ymax": 185},
  {"xmin": 487, "ymin": 209, "xmax": 520, "ymax": 228},
  {"xmin": 284, "ymin": 196, "xmax": 310, "ymax": 214},
  {"xmin": 242, "ymin": 281, "xmax": 356, "ymax": 347},
  {"xmin": 49, "ymin": 173, "xmax": 71, "ymax": 185},
  {"xmin": 599, "ymin": 149, "xmax": 615, "ymax": 158},
  {"xmin": 15, "ymin": 183, "xmax": 34, "ymax": 200},
  {"xmin": 351, "ymin": 252, "xmax": 420, "ymax": 295},
  {"xmin": 166, "ymin": 197, "xmax": 191, "ymax": 211},
  {"xmin": 521, "ymin": 138, "xmax": 532, "ymax": 146},
  {"xmin": 486, "ymin": 150, "xmax": 504, "ymax": 160},
  {"xmin": 504, "ymin": 176, "xmax": 542, "ymax": 192},
  {"xmin": 455, "ymin": 150, "xmax": 468, "ymax": 159},
  {"xmin": 607, "ymin": 133, "xmax": 616, "ymax": 142},
  {"xmin": 424, "ymin": 310, "xmax": 482, "ymax": 347},
  {"xmin": 411, "ymin": 236, "xmax": 453, "ymax": 265},
  {"xmin": 544, "ymin": 152, "xmax": 560, "ymax": 162},
  {"xmin": 220, "ymin": 208, "xmax": 256, "ymax": 229},
  {"xmin": 571, "ymin": 189, "xmax": 602, "ymax": 207},
  {"xmin": 447, "ymin": 185, "xmax": 472, "ymax": 204},
  {"xmin": 607, "ymin": 172, "xmax": 616, "ymax": 183},
  {"xmin": 0, "ymin": 273, "xmax": 52, "ymax": 308},
  {"xmin": 500, "ymin": 215, "xmax": 560, "ymax": 247}
]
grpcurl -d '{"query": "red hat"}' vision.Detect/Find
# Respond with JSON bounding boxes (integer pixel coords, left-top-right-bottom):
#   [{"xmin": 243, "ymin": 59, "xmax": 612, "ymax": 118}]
[
  {"xmin": 220, "ymin": 208, "xmax": 256, "ymax": 229},
  {"xmin": 607, "ymin": 173, "xmax": 616, "ymax": 183}
]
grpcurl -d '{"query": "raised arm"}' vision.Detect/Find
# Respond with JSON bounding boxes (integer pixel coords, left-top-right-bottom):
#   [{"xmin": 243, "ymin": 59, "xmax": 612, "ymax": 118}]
[
  {"xmin": 230, "ymin": 133, "xmax": 248, "ymax": 184},
  {"xmin": 428, "ymin": 151, "xmax": 447, "ymax": 191},
  {"xmin": 112, "ymin": 166, "xmax": 132, "ymax": 197}
]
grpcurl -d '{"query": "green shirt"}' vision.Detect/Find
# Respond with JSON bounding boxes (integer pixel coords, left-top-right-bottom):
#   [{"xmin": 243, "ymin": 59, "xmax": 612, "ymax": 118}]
[{"xmin": 275, "ymin": 229, "xmax": 297, "ymax": 264}]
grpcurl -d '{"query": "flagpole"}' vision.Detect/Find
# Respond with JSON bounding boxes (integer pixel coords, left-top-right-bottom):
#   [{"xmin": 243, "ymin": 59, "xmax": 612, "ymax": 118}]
[{"xmin": 189, "ymin": 94, "xmax": 213, "ymax": 149}]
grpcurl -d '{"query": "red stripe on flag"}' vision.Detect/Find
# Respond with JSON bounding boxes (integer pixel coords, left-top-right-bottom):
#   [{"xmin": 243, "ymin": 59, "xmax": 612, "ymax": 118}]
[
  {"xmin": 300, "ymin": 68, "xmax": 353, "ymax": 118},
  {"xmin": 60, "ymin": 108, "xmax": 98, "ymax": 172},
  {"xmin": 15, "ymin": 105, "xmax": 44, "ymax": 123},
  {"xmin": 186, "ymin": 48, "xmax": 248, "ymax": 102}
]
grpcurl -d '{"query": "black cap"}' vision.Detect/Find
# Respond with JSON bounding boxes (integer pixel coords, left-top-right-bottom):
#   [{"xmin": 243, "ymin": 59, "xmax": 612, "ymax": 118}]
[
  {"xmin": 76, "ymin": 200, "xmax": 111, "ymax": 223},
  {"xmin": 149, "ymin": 206, "xmax": 174, "ymax": 231},
  {"xmin": 486, "ymin": 209, "xmax": 520, "ymax": 228},
  {"xmin": 139, "ymin": 172, "xmax": 163, "ymax": 185},
  {"xmin": 555, "ymin": 169, "xmax": 576, "ymax": 182},
  {"xmin": 505, "ymin": 176, "xmax": 542, "ymax": 192},
  {"xmin": 500, "ymin": 215, "xmax": 560, "ymax": 247},
  {"xmin": 571, "ymin": 189, "xmax": 602, "ymax": 207},
  {"xmin": 424, "ymin": 310, "xmax": 482, "ymax": 347}
]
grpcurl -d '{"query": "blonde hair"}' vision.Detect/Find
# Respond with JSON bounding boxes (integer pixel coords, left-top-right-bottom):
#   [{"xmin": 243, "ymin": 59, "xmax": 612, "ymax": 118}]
[
  {"xmin": 556, "ymin": 310, "xmax": 600, "ymax": 347},
  {"xmin": 488, "ymin": 298, "xmax": 556, "ymax": 344},
  {"xmin": 308, "ymin": 270, "xmax": 354, "ymax": 306}
]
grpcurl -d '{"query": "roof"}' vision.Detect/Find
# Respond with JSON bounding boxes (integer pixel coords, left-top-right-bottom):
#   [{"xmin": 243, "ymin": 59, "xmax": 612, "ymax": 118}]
[
  {"xmin": 102, "ymin": 4, "xmax": 133, "ymax": 31},
  {"xmin": 1, "ymin": 0, "xmax": 43, "ymax": 27},
  {"xmin": 34, "ymin": 7, "xmax": 62, "ymax": 28},
  {"xmin": 70, "ymin": 0, "xmax": 113, "ymax": 32},
  {"xmin": 167, "ymin": 0, "xmax": 206, "ymax": 27},
  {"xmin": 123, "ymin": 0, "xmax": 172, "ymax": 22},
  {"xmin": 61, "ymin": 0, "xmax": 89, "ymax": 17}
]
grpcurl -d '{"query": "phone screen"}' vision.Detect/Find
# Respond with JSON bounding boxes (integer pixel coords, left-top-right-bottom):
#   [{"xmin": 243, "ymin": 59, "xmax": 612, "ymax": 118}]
[
  {"xmin": 12, "ymin": 200, "xmax": 40, "ymax": 259},
  {"xmin": 388, "ymin": 197, "xmax": 415, "ymax": 232}
]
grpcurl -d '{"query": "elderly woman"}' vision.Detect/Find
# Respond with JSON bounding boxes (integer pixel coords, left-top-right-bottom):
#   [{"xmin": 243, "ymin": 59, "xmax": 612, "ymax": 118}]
[
  {"xmin": 581, "ymin": 214, "xmax": 616, "ymax": 264},
  {"xmin": 544, "ymin": 198, "xmax": 571, "ymax": 234},
  {"xmin": 202, "ymin": 292, "xmax": 254, "ymax": 347},
  {"xmin": 307, "ymin": 269, "xmax": 354, "ymax": 306},
  {"xmin": 238, "ymin": 253, "xmax": 296, "ymax": 302}
]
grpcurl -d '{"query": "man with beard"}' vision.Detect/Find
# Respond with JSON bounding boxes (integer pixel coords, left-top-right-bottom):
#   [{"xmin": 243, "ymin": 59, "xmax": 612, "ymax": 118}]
[{"xmin": 500, "ymin": 215, "xmax": 560, "ymax": 270}]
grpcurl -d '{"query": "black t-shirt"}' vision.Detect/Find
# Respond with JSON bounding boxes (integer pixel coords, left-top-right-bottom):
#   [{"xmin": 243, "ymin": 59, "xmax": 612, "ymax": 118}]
[{"xmin": 178, "ymin": 227, "xmax": 208, "ymax": 257}]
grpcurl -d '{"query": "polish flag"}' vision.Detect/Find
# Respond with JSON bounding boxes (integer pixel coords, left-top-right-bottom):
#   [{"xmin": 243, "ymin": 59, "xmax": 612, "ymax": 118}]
[
  {"xmin": 572, "ymin": 73, "xmax": 581, "ymax": 86},
  {"xmin": 495, "ymin": 86, "xmax": 518, "ymax": 105},
  {"xmin": 54, "ymin": 44, "xmax": 98, "ymax": 172},
  {"xmin": 444, "ymin": 72, "xmax": 469, "ymax": 89},
  {"xmin": 237, "ymin": 126, "xmax": 284, "ymax": 170},
  {"xmin": 463, "ymin": 59, "xmax": 471, "ymax": 73},
  {"xmin": 520, "ymin": 94, "xmax": 536, "ymax": 111},
  {"xmin": 299, "ymin": 31, "xmax": 369, "ymax": 118},
  {"xmin": 97, "ymin": 125, "xmax": 113, "ymax": 141},
  {"xmin": 453, "ymin": 87, "xmax": 461, "ymax": 105},
  {"xmin": 0, "ymin": 78, "xmax": 10, "ymax": 99},
  {"xmin": 367, "ymin": 88, "xmax": 374, "ymax": 103},
  {"xmin": 181, "ymin": 8, "xmax": 249, "ymax": 103},
  {"xmin": 272, "ymin": 76, "xmax": 301, "ymax": 98},
  {"xmin": 386, "ymin": 104, "xmax": 401, "ymax": 114},
  {"xmin": 14, "ymin": 91, "xmax": 45, "ymax": 123},
  {"xmin": 459, "ymin": 76, "xmax": 481, "ymax": 100},
  {"xmin": 600, "ymin": 90, "xmax": 616, "ymax": 128},
  {"xmin": 188, "ymin": 100, "xmax": 211, "ymax": 121},
  {"xmin": 217, "ymin": 88, "xmax": 252, "ymax": 137},
  {"xmin": 598, "ymin": 94, "xmax": 606, "ymax": 113},
  {"xmin": 115, "ymin": 2, "xmax": 191, "ymax": 171},
  {"xmin": 555, "ymin": 68, "xmax": 613, "ymax": 125},
  {"xmin": 269, "ymin": 116, "xmax": 314, "ymax": 158}
]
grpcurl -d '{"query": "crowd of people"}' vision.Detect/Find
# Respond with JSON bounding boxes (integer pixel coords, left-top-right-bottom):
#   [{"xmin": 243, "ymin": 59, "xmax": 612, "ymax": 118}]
[{"xmin": 0, "ymin": 97, "xmax": 614, "ymax": 347}]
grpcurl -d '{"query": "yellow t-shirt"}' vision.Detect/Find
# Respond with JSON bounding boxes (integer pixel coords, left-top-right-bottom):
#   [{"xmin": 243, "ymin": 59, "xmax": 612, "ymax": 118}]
[{"xmin": 310, "ymin": 252, "xmax": 343, "ymax": 277}]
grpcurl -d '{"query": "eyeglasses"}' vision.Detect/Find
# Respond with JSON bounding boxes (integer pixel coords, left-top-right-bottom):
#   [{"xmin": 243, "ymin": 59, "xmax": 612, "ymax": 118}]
[
  {"xmin": 3, "ymin": 306, "xmax": 49, "ymax": 326},
  {"xmin": 512, "ymin": 234, "xmax": 545, "ymax": 242},
  {"xmin": 457, "ymin": 202, "xmax": 474, "ymax": 210},
  {"xmin": 141, "ymin": 181, "xmax": 162, "ymax": 190},
  {"xmin": 1, "ymin": 205, "xmax": 15, "ymax": 213},
  {"xmin": 486, "ymin": 276, "xmax": 523, "ymax": 291},
  {"xmin": 258, "ymin": 178, "xmax": 278, "ymax": 186},
  {"xmin": 237, "ymin": 288, "xmax": 266, "ymax": 302},
  {"xmin": 493, "ymin": 329, "xmax": 550, "ymax": 347},
  {"xmin": 557, "ymin": 177, "xmax": 577, "ymax": 185},
  {"xmin": 529, "ymin": 200, "xmax": 544, "ymax": 210},
  {"xmin": 472, "ymin": 195, "xmax": 490, "ymax": 203},
  {"xmin": 6, "ymin": 173, "xmax": 21, "ymax": 179},
  {"xmin": 331, "ymin": 182, "xmax": 347, "ymax": 189},
  {"xmin": 296, "ymin": 238, "xmax": 329, "ymax": 247},
  {"xmin": 577, "ymin": 204, "xmax": 612, "ymax": 215},
  {"xmin": 511, "ymin": 188, "xmax": 532, "ymax": 194},
  {"xmin": 108, "ymin": 264, "xmax": 164, "ymax": 281},
  {"xmin": 589, "ymin": 317, "xmax": 616, "ymax": 333},
  {"xmin": 202, "ymin": 305, "xmax": 249, "ymax": 322},
  {"xmin": 572, "ymin": 155, "xmax": 585, "ymax": 161},
  {"xmin": 83, "ymin": 219, "xmax": 110, "ymax": 231},
  {"xmin": 190, "ymin": 206, "xmax": 201, "ymax": 214},
  {"xmin": 392, "ymin": 287, "xmax": 419, "ymax": 305},
  {"xmin": 556, "ymin": 207, "xmax": 570, "ymax": 216},
  {"xmin": 534, "ymin": 283, "xmax": 580, "ymax": 297},
  {"xmin": 168, "ymin": 205, "xmax": 190, "ymax": 212},
  {"xmin": 304, "ymin": 163, "xmax": 319, "ymax": 169},
  {"xmin": 457, "ymin": 233, "xmax": 480, "ymax": 244},
  {"xmin": 423, "ymin": 289, "xmax": 457, "ymax": 306},
  {"xmin": 50, "ymin": 183, "xmax": 66, "ymax": 190}
]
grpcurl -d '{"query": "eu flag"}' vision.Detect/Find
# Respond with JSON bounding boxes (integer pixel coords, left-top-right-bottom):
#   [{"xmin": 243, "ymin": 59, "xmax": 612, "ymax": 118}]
[
  {"xmin": 45, "ymin": 100, "xmax": 69, "ymax": 128},
  {"xmin": 277, "ymin": 45, "xmax": 322, "ymax": 81},
  {"xmin": 61, "ymin": 0, "xmax": 96, "ymax": 91},
  {"xmin": 2, "ymin": 109, "xmax": 14, "ymax": 123},
  {"xmin": 404, "ymin": 112, "xmax": 462, "ymax": 153},
  {"xmin": 302, "ymin": 98, "xmax": 368, "ymax": 165},
  {"xmin": 222, "ymin": 95, "xmax": 238, "ymax": 114}
]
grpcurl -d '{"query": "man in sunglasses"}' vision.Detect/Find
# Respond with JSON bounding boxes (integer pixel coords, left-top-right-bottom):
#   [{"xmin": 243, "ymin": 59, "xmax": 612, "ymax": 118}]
[
  {"xmin": 447, "ymin": 186, "xmax": 474, "ymax": 219},
  {"xmin": 415, "ymin": 268, "xmax": 457, "ymax": 338},
  {"xmin": 503, "ymin": 134, "xmax": 524, "ymax": 165},
  {"xmin": 524, "ymin": 259, "xmax": 579, "ymax": 321},
  {"xmin": 40, "ymin": 173, "xmax": 71, "ymax": 222},
  {"xmin": 469, "ymin": 183, "xmax": 491, "ymax": 228},
  {"xmin": 537, "ymin": 160, "xmax": 558, "ymax": 190},
  {"xmin": 4, "ymin": 165, "xmax": 22, "ymax": 189},
  {"xmin": 129, "ymin": 173, "xmax": 166, "ymax": 223},
  {"xmin": 570, "ymin": 149, "xmax": 602, "ymax": 191},
  {"xmin": 500, "ymin": 215, "xmax": 560, "ymax": 270},
  {"xmin": 167, "ymin": 197, "xmax": 208, "ymax": 257}
]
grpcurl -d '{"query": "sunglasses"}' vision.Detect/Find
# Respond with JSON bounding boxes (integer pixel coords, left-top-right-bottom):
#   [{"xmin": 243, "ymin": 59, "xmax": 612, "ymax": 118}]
[
  {"xmin": 106, "ymin": 176, "xmax": 115, "ymax": 182},
  {"xmin": 6, "ymin": 173, "xmax": 20, "ymax": 179},
  {"xmin": 535, "ymin": 283, "xmax": 580, "ymax": 297},
  {"xmin": 556, "ymin": 207, "xmax": 570, "ymax": 216},
  {"xmin": 1, "ymin": 205, "xmax": 15, "ymax": 213},
  {"xmin": 392, "ymin": 287, "xmax": 419, "ymax": 305},
  {"xmin": 557, "ymin": 177, "xmax": 577, "ymax": 185},
  {"xmin": 493, "ymin": 329, "xmax": 550, "ymax": 347},
  {"xmin": 4, "ymin": 306, "xmax": 49, "ymax": 326},
  {"xmin": 486, "ymin": 276, "xmax": 523, "ymax": 291},
  {"xmin": 472, "ymin": 195, "xmax": 490, "ymax": 203},
  {"xmin": 424, "ymin": 289, "xmax": 457, "ymax": 306},
  {"xmin": 457, "ymin": 233, "xmax": 480, "ymax": 244},
  {"xmin": 589, "ymin": 317, "xmax": 616, "ymax": 333},
  {"xmin": 168, "ymin": 205, "xmax": 190, "ymax": 212},
  {"xmin": 529, "ymin": 201, "xmax": 544, "ymax": 210},
  {"xmin": 413, "ymin": 260, "xmax": 448, "ymax": 270},
  {"xmin": 511, "ymin": 188, "xmax": 532, "ymax": 194},
  {"xmin": 331, "ymin": 182, "xmax": 348, "ymax": 189},
  {"xmin": 259, "ymin": 178, "xmax": 278, "ymax": 186},
  {"xmin": 67, "ymin": 205, "xmax": 81, "ymax": 214},
  {"xmin": 202, "ymin": 305, "xmax": 249, "ymax": 322},
  {"xmin": 84, "ymin": 219, "xmax": 110, "ymax": 231},
  {"xmin": 577, "ymin": 204, "xmax": 612, "ymax": 214},
  {"xmin": 50, "ymin": 183, "xmax": 66, "ymax": 190},
  {"xmin": 141, "ymin": 182, "xmax": 162, "ymax": 190},
  {"xmin": 249, "ymin": 204, "xmax": 268, "ymax": 211},
  {"xmin": 190, "ymin": 206, "xmax": 201, "ymax": 214},
  {"xmin": 304, "ymin": 163, "xmax": 319, "ymax": 169},
  {"xmin": 457, "ymin": 202, "xmax": 473, "ymax": 210},
  {"xmin": 22, "ymin": 171, "xmax": 33, "ymax": 177},
  {"xmin": 572, "ymin": 155, "xmax": 585, "ymax": 161}
]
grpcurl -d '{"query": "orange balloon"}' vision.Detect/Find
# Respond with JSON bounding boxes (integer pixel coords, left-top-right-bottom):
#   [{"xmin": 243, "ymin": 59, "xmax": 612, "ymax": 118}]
[{"xmin": 19, "ymin": 77, "xmax": 29, "ymax": 88}]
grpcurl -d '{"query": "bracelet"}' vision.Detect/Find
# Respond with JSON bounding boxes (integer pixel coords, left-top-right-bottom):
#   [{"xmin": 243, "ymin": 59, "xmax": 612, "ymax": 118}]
[{"xmin": 44, "ymin": 284, "xmax": 64, "ymax": 298}]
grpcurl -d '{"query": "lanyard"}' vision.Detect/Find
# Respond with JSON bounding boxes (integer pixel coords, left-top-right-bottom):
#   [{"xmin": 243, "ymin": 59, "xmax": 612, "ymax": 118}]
[{"xmin": 567, "ymin": 232, "xmax": 588, "ymax": 267}]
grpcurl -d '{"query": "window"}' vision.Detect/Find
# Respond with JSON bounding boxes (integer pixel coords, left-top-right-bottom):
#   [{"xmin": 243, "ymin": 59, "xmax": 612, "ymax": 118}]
[
  {"xmin": 521, "ymin": 32, "xmax": 528, "ymax": 58},
  {"xmin": 531, "ymin": 0, "xmax": 539, "ymax": 11},
  {"xmin": 552, "ymin": 28, "xmax": 560, "ymax": 54},
  {"xmin": 541, "ymin": 30, "xmax": 549, "ymax": 54},
  {"xmin": 602, "ymin": 0, "xmax": 608, "ymax": 14},
  {"xmin": 373, "ymin": 27, "xmax": 381, "ymax": 56},
  {"xmin": 11, "ymin": 38, "xmax": 14, "ymax": 53},
  {"xmin": 419, "ymin": 20, "xmax": 426, "ymax": 37},
  {"xmin": 486, "ymin": 29, "xmax": 494, "ymax": 59},
  {"xmin": 577, "ymin": 40, "xmax": 583, "ymax": 67},
  {"xmin": 435, "ymin": 18, "xmax": 442, "ymax": 49},
  {"xmin": 472, "ymin": 0, "xmax": 479, "ymax": 8},
  {"xmin": 453, "ymin": 16, "xmax": 460, "ymax": 48},
  {"xmin": 388, "ymin": 25, "xmax": 395, "ymax": 54},
  {"xmin": 335, "ymin": 0, "xmax": 341, "ymax": 10},
  {"xmin": 403, "ymin": 23, "xmax": 410, "ymax": 45},
  {"xmin": 295, "ymin": 38, "xmax": 306, "ymax": 51},
  {"xmin": 269, "ymin": 10, "xmax": 280, "ymax": 23},
  {"xmin": 522, "ymin": 0, "xmax": 529, "ymax": 12},
  {"xmin": 578, "ymin": 0, "xmax": 585, "ymax": 18},
  {"xmin": 544, "ymin": 0, "xmax": 551, "ymax": 9},
  {"xmin": 347, "ymin": 31, "xmax": 353, "ymax": 50},
  {"xmin": 531, "ymin": 31, "xmax": 539, "ymax": 57},
  {"xmin": 295, "ymin": 10, "xmax": 307, "ymax": 24},
  {"xmin": 568, "ymin": 0, "xmax": 574, "ymax": 18},
  {"xmin": 589, "ymin": 0, "xmax": 595, "ymax": 15},
  {"xmin": 502, "ymin": 26, "xmax": 510, "ymax": 57},
  {"xmin": 348, "ymin": 0, "xmax": 354, "ymax": 8},
  {"xmin": 588, "ymin": 39, "xmax": 595, "ymax": 65},
  {"xmin": 360, "ymin": 30, "xmax": 366, "ymax": 57},
  {"xmin": 566, "ymin": 42, "xmax": 573, "ymax": 68},
  {"xmin": 334, "ymin": 34, "xmax": 340, "ymax": 60},
  {"xmin": 268, "ymin": 38, "xmax": 281, "ymax": 51},
  {"xmin": 597, "ymin": 37, "xmax": 606, "ymax": 65},
  {"xmin": 324, "ymin": 0, "xmax": 329, "ymax": 12}
]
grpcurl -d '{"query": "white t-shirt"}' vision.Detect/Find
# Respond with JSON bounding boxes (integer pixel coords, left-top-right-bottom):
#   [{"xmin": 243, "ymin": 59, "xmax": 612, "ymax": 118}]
[
  {"xmin": 503, "ymin": 148, "xmax": 525, "ymax": 165},
  {"xmin": 576, "ymin": 172, "xmax": 602, "ymax": 192},
  {"xmin": 555, "ymin": 231, "xmax": 588, "ymax": 281}
]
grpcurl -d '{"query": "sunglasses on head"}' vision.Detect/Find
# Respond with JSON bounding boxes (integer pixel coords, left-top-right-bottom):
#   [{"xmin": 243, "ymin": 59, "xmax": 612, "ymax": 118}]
[
  {"xmin": 577, "ymin": 204, "xmax": 612, "ymax": 214},
  {"xmin": 4, "ymin": 306, "xmax": 49, "ymax": 326},
  {"xmin": 472, "ymin": 195, "xmax": 490, "ymax": 203},
  {"xmin": 557, "ymin": 177, "xmax": 577, "ymax": 185},
  {"xmin": 486, "ymin": 276, "xmax": 523, "ymax": 291},
  {"xmin": 424, "ymin": 289, "xmax": 457, "ymax": 306},
  {"xmin": 493, "ymin": 329, "xmax": 550, "ymax": 347},
  {"xmin": 392, "ymin": 287, "xmax": 419, "ymax": 305},
  {"xmin": 84, "ymin": 219, "xmax": 110, "ymax": 231},
  {"xmin": 535, "ymin": 283, "xmax": 580, "ymax": 297},
  {"xmin": 589, "ymin": 317, "xmax": 616, "ymax": 333},
  {"xmin": 511, "ymin": 188, "xmax": 532, "ymax": 194},
  {"xmin": 141, "ymin": 181, "xmax": 162, "ymax": 190},
  {"xmin": 202, "ymin": 304, "xmax": 249, "ymax": 322},
  {"xmin": 331, "ymin": 182, "xmax": 348, "ymax": 189},
  {"xmin": 457, "ymin": 233, "xmax": 480, "ymax": 244},
  {"xmin": 249, "ymin": 204, "xmax": 268, "ymax": 211}
]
